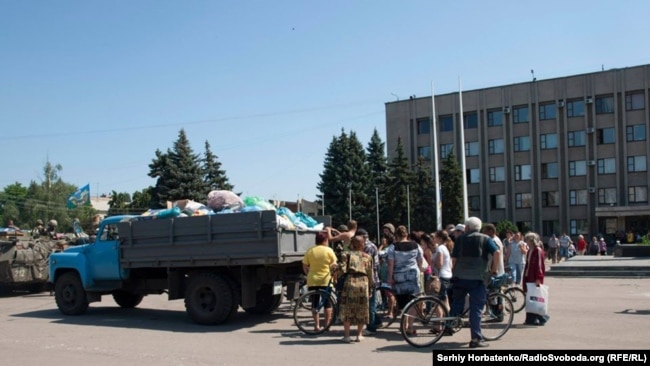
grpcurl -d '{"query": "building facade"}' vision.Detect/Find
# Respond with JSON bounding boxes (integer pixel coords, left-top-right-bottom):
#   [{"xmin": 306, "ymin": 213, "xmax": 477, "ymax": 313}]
[{"xmin": 385, "ymin": 64, "xmax": 650, "ymax": 243}]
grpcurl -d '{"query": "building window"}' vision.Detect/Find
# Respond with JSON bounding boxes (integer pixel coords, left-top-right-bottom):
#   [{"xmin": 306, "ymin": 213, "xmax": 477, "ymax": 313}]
[
  {"xmin": 490, "ymin": 194, "xmax": 506, "ymax": 209},
  {"xmin": 598, "ymin": 188, "xmax": 617, "ymax": 204},
  {"xmin": 468, "ymin": 168, "xmax": 480, "ymax": 184},
  {"xmin": 570, "ymin": 219, "xmax": 588, "ymax": 236},
  {"xmin": 539, "ymin": 103, "xmax": 556, "ymax": 120},
  {"xmin": 440, "ymin": 115, "xmax": 453, "ymax": 132},
  {"xmin": 542, "ymin": 191, "xmax": 559, "ymax": 207},
  {"xmin": 542, "ymin": 162, "xmax": 558, "ymax": 178},
  {"xmin": 487, "ymin": 109, "xmax": 503, "ymax": 127},
  {"xmin": 417, "ymin": 118, "xmax": 430, "ymax": 135},
  {"xmin": 596, "ymin": 96, "xmax": 615, "ymax": 114},
  {"xmin": 489, "ymin": 166, "xmax": 505, "ymax": 182},
  {"xmin": 625, "ymin": 92, "xmax": 645, "ymax": 111},
  {"xmin": 488, "ymin": 139, "xmax": 504, "ymax": 154},
  {"xmin": 540, "ymin": 133, "xmax": 558, "ymax": 149},
  {"xmin": 542, "ymin": 220, "xmax": 560, "ymax": 237},
  {"xmin": 463, "ymin": 112, "xmax": 478, "ymax": 129},
  {"xmin": 629, "ymin": 186, "xmax": 648, "ymax": 203},
  {"xmin": 440, "ymin": 144, "xmax": 453, "ymax": 159},
  {"xmin": 465, "ymin": 141, "xmax": 479, "ymax": 157},
  {"xmin": 567, "ymin": 100, "xmax": 585, "ymax": 117},
  {"xmin": 628, "ymin": 156, "xmax": 647, "ymax": 172},
  {"xmin": 568, "ymin": 130, "xmax": 586, "ymax": 147},
  {"xmin": 569, "ymin": 189, "xmax": 588, "ymax": 205},
  {"xmin": 597, "ymin": 127, "xmax": 615, "ymax": 144},
  {"xmin": 469, "ymin": 196, "xmax": 481, "ymax": 210},
  {"xmin": 514, "ymin": 136, "xmax": 530, "ymax": 152},
  {"xmin": 515, "ymin": 164, "xmax": 531, "ymax": 181},
  {"xmin": 626, "ymin": 124, "xmax": 646, "ymax": 142},
  {"xmin": 515, "ymin": 193, "xmax": 532, "ymax": 208},
  {"xmin": 417, "ymin": 146, "xmax": 431, "ymax": 160},
  {"xmin": 597, "ymin": 158, "xmax": 616, "ymax": 174},
  {"xmin": 569, "ymin": 161, "xmax": 587, "ymax": 176},
  {"xmin": 513, "ymin": 106, "xmax": 529, "ymax": 123}
]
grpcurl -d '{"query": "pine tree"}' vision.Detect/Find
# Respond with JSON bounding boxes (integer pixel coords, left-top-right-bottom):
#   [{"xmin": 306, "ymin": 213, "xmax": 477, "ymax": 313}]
[
  {"xmin": 411, "ymin": 157, "xmax": 437, "ymax": 232},
  {"xmin": 317, "ymin": 131, "xmax": 349, "ymax": 226},
  {"xmin": 365, "ymin": 129, "xmax": 391, "ymax": 231},
  {"xmin": 202, "ymin": 141, "xmax": 233, "ymax": 192},
  {"xmin": 440, "ymin": 151, "xmax": 463, "ymax": 227},
  {"xmin": 347, "ymin": 131, "xmax": 373, "ymax": 231},
  {"xmin": 148, "ymin": 129, "xmax": 206, "ymax": 207},
  {"xmin": 385, "ymin": 137, "xmax": 415, "ymax": 228}
]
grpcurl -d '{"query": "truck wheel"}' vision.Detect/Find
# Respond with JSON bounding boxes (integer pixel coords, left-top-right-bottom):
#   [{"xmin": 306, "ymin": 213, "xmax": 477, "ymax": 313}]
[
  {"xmin": 112, "ymin": 291, "xmax": 144, "ymax": 308},
  {"xmin": 184, "ymin": 272, "xmax": 234, "ymax": 325},
  {"xmin": 54, "ymin": 272, "xmax": 89, "ymax": 315},
  {"xmin": 243, "ymin": 284, "xmax": 283, "ymax": 315}
]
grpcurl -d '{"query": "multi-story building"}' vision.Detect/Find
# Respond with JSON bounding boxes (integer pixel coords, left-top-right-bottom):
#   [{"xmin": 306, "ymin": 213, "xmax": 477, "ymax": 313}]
[{"xmin": 385, "ymin": 64, "xmax": 650, "ymax": 243}]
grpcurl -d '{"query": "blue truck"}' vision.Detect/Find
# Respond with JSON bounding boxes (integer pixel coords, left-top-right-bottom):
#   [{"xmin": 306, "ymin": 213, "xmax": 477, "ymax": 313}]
[{"xmin": 48, "ymin": 210, "xmax": 325, "ymax": 325}]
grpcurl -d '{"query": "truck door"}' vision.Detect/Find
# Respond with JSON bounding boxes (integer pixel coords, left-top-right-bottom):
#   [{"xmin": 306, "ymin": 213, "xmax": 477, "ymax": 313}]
[{"xmin": 87, "ymin": 223, "xmax": 123, "ymax": 280}]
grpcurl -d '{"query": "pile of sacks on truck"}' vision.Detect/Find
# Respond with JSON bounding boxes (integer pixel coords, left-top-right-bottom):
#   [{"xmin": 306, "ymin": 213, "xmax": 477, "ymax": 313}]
[{"xmin": 133, "ymin": 190, "xmax": 324, "ymax": 231}]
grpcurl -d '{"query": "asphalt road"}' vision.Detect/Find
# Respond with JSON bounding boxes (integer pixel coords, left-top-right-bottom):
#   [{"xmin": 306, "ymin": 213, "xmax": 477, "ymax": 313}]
[{"xmin": 1, "ymin": 276, "xmax": 649, "ymax": 366}]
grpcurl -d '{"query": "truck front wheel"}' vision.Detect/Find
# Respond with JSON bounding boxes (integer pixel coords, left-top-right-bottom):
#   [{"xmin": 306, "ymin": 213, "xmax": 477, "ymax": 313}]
[
  {"xmin": 112, "ymin": 291, "xmax": 144, "ymax": 308},
  {"xmin": 184, "ymin": 272, "xmax": 234, "ymax": 325},
  {"xmin": 54, "ymin": 272, "xmax": 89, "ymax": 315}
]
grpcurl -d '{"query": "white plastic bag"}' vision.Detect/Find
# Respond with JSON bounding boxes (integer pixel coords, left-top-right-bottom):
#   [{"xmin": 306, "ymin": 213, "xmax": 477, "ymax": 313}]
[{"xmin": 525, "ymin": 283, "xmax": 549, "ymax": 316}]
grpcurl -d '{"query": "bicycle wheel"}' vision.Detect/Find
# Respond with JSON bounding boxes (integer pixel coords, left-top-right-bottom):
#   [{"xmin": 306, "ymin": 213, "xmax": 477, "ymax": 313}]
[
  {"xmin": 504, "ymin": 287, "xmax": 526, "ymax": 313},
  {"xmin": 375, "ymin": 286, "xmax": 397, "ymax": 328},
  {"xmin": 400, "ymin": 296, "xmax": 448, "ymax": 348},
  {"xmin": 293, "ymin": 289, "xmax": 336, "ymax": 335},
  {"xmin": 481, "ymin": 293, "xmax": 514, "ymax": 341}
]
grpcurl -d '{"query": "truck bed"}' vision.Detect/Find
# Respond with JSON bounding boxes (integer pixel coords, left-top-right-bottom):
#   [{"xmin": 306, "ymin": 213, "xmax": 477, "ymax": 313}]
[{"xmin": 117, "ymin": 210, "xmax": 320, "ymax": 268}]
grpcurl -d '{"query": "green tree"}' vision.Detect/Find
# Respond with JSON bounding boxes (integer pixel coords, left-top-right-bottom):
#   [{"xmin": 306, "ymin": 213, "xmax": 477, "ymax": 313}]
[
  {"xmin": 202, "ymin": 141, "xmax": 234, "ymax": 192},
  {"xmin": 411, "ymin": 157, "xmax": 437, "ymax": 232},
  {"xmin": 317, "ymin": 129, "xmax": 372, "ymax": 228},
  {"xmin": 148, "ymin": 129, "xmax": 206, "ymax": 207},
  {"xmin": 440, "ymin": 151, "xmax": 463, "ymax": 227},
  {"xmin": 495, "ymin": 220, "xmax": 518, "ymax": 238},
  {"xmin": 130, "ymin": 187, "xmax": 153, "ymax": 214},
  {"xmin": 385, "ymin": 137, "xmax": 415, "ymax": 228},
  {"xmin": 0, "ymin": 183, "xmax": 28, "ymax": 227},
  {"xmin": 107, "ymin": 191, "xmax": 132, "ymax": 216},
  {"xmin": 365, "ymin": 129, "xmax": 391, "ymax": 233}
]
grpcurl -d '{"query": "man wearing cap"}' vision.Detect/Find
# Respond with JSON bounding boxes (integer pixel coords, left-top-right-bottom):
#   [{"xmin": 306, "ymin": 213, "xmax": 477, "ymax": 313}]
[
  {"xmin": 453, "ymin": 224, "xmax": 466, "ymax": 241},
  {"xmin": 448, "ymin": 217, "xmax": 501, "ymax": 348},
  {"xmin": 357, "ymin": 228, "xmax": 381, "ymax": 334}
]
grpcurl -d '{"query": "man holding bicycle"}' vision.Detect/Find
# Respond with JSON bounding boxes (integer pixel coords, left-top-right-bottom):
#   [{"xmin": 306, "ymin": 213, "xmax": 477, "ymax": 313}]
[{"xmin": 448, "ymin": 217, "xmax": 501, "ymax": 348}]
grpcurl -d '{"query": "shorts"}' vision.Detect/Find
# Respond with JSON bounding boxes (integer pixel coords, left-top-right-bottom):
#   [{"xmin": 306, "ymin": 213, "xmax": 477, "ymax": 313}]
[
  {"xmin": 438, "ymin": 277, "xmax": 452, "ymax": 301},
  {"xmin": 308, "ymin": 286, "xmax": 333, "ymax": 309}
]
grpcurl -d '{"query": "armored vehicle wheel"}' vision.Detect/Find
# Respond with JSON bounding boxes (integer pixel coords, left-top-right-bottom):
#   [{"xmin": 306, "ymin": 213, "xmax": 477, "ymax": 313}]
[
  {"xmin": 54, "ymin": 272, "xmax": 89, "ymax": 315},
  {"xmin": 243, "ymin": 284, "xmax": 283, "ymax": 315},
  {"xmin": 184, "ymin": 272, "xmax": 234, "ymax": 325},
  {"xmin": 112, "ymin": 290, "xmax": 144, "ymax": 308}
]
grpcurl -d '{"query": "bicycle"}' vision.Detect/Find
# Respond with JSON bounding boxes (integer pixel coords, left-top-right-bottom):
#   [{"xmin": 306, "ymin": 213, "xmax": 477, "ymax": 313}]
[
  {"xmin": 399, "ymin": 277, "xmax": 515, "ymax": 348},
  {"xmin": 501, "ymin": 270, "xmax": 526, "ymax": 313},
  {"xmin": 293, "ymin": 277, "xmax": 339, "ymax": 335},
  {"xmin": 374, "ymin": 283, "xmax": 398, "ymax": 328}
]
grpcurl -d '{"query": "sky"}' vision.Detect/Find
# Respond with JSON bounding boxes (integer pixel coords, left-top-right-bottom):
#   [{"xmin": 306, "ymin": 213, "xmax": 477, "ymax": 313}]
[{"xmin": 2, "ymin": 1, "xmax": 650, "ymax": 203}]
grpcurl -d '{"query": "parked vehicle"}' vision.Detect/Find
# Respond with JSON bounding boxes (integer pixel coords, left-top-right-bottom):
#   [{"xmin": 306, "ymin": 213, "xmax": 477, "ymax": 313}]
[
  {"xmin": 0, "ymin": 231, "xmax": 58, "ymax": 294},
  {"xmin": 49, "ymin": 211, "xmax": 328, "ymax": 325}
]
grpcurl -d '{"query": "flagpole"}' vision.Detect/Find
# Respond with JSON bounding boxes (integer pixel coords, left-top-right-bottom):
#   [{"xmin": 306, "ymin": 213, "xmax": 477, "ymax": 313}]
[
  {"xmin": 431, "ymin": 82, "xmax": 442, "ymax": 230},
  {"xmin": 458, "ymin": 78, "xmax": 469, "ymax": 221}
]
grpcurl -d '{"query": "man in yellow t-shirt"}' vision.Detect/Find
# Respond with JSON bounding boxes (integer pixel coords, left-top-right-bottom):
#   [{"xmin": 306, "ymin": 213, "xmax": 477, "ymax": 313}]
[{"xmin": 302, "ymin": 231, "xmax": 337, "ymax": 331}]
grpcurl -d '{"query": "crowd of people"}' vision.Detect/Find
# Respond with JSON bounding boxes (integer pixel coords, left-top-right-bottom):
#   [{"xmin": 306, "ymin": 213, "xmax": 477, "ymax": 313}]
[{"xmin": 301, "ymin": 217, "xmax": 550, "ymax": 348}]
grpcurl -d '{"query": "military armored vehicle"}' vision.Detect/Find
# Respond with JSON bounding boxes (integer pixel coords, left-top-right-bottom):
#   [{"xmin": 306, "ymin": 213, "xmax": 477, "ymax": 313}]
[{"xmin": 0, "ymin": 232, "xmax": 59, "ymax": 293}]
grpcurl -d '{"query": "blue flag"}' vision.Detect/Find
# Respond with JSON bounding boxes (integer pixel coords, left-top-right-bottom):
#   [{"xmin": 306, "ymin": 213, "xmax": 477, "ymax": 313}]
[{"xmin": 67, "ymin": 184, "xmax": 91, "ymax": 209}]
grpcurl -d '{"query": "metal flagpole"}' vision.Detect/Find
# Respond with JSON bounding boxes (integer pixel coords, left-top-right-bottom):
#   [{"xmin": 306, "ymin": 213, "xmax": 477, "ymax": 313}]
[
  {"xmin": 458, "ymin": 78, "xmax": 469, "ymax": 221},
  {"xmin": 431, "ymin": 82, "xmax": 442, "ymax": 230},
  {"xmin": 407, "ymin": 184, "xmax": 411, "ymax": 232},
  {"xmin": 375, "ymin": 187, "xmax": 380, "ymax": 243}
]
